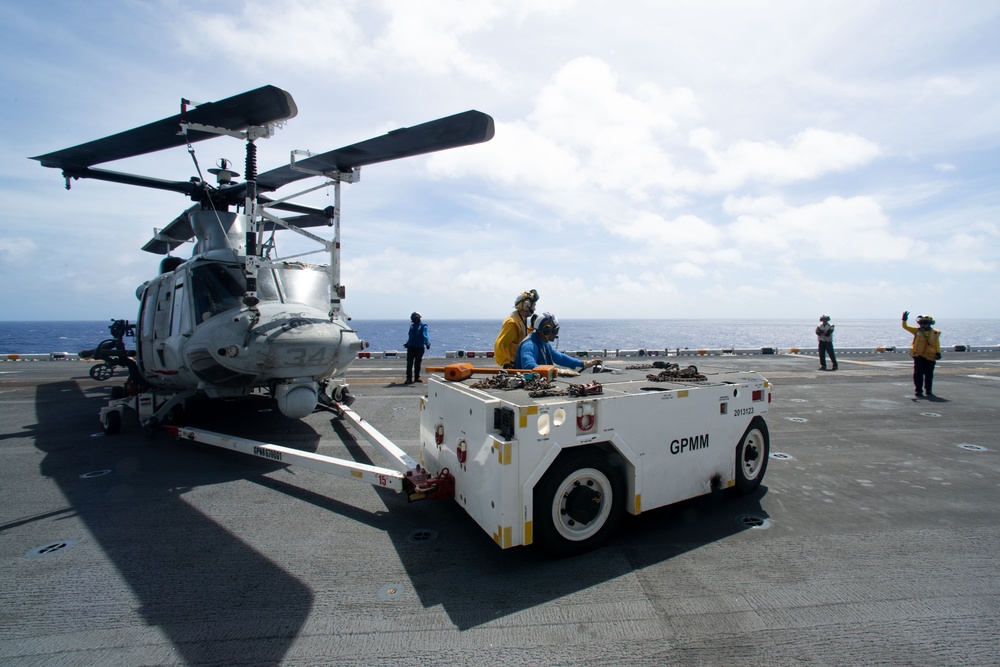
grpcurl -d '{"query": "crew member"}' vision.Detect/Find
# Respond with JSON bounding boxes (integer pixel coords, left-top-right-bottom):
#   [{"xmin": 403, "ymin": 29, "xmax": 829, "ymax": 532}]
[
  {"xmin": 902, "ymin": 311, "xmax": 941, "ymax": 398},
  {"xmin": 494, "ymin": 289, "xmax": 539, "ymax": 368},
  {"xmin": 816, "ymin": 315, "xmax": 838, "ymax": 371},
  {"xmin": 516, "ymin": 312, "xmax": 601, "ymax": 372},
  {"xmin": 404, "ymin": 312, "xmax": 430, "ymax": 384}
]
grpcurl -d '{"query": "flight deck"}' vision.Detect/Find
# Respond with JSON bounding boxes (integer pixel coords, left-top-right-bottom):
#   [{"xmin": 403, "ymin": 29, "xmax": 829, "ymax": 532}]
[{"xmin": 1, "ymin": 351, "xmax": 999, "ymax": 666}]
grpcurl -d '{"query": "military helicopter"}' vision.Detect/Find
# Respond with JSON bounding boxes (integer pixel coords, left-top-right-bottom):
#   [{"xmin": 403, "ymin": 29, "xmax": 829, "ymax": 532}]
[{"xmin": 32, "ymin": 85, "xmax": 494, "ymax": 433}]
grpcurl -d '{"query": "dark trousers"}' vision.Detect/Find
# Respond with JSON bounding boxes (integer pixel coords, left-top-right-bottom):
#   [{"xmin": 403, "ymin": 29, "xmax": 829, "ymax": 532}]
[
  {"xmin": 406, "ymin": 345, "xmax": 425, "ymax": 382},
  {"xmin": 913, "ymin": 357, "xmax": 936, "ymax": 395},
  {"xmin": 818, "ymin": 341, "xmax": 837, "ymax": 369}
]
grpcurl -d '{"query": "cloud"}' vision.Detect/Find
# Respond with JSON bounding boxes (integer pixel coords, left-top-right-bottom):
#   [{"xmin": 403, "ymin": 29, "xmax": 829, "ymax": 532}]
[
  {"xmin": 725, "ymin": 195, "xmax": 923, "ymax": 263},
  {"xmin": 174, "ymin": 0, "xmax": 564, "ymax": 84},
  {"xmin": 691, "ymin": 127, "xmax": 882, "ymax": 189},
  {"xmin": 175, "ymin": 0, "xmax": 369, "ymax": 74},
  {"xmin": 612, "ymin": 212, "xmax": 723, "ymax": 249},
  {"xmin": 430, "ymin": 54, "xmax": 882, "ymax": 214},
  {"xmin": 4, "ymin": 1, "xmax": 998, "ymax": 320},
  {"xmin": 0, "ymin": 237, "xmax": 39, "ymax": 266},
  {"xmin": 373, "ymin": 1, "xmax": 505, "ymax": 80},
  {"xmin": 925, "ymin": 225, "xmax": 999, "ymax": 273}
]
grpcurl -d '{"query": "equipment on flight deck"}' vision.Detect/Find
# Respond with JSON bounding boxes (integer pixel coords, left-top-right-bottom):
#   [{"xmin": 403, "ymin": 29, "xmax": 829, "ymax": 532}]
[
  {"xmin": 32, "ymin": 86, "xmax": 771, "ymax": 556},
  {"xmin": 425, "ymin": 363, "xmax": 559, "ymax": 382},
  {"xmin": 419, "ymin": 361, "xmax": 772, "ymax": 555},
  {"xmin": 32, "ymin": 85, "xmax": 494, "ymax": 434},
  {"xmin": 162, "ymin": 359, "xmax": 771, "ymax": 556}
]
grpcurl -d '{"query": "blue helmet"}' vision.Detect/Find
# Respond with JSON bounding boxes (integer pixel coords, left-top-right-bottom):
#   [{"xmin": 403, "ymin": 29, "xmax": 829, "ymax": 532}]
[{"xmin": 537, "ymin": 312, "xmax": 560, "ymax": 336}]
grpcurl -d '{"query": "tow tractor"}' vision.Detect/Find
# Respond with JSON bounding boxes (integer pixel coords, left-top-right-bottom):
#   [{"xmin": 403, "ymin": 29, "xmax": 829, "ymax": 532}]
[
  {"xmin": 156, "ymin": 360, "xmax": 771, "ymax": 556},
  {"xmin": 418, "ymin": 362, "xmax": 771, "ymax": 555}
]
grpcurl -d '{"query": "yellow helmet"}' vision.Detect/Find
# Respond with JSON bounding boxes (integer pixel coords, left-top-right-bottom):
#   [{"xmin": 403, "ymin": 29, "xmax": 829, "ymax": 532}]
[{"xmin": 514, "ymin": 289, "xmax": 539, "ymax": 308}]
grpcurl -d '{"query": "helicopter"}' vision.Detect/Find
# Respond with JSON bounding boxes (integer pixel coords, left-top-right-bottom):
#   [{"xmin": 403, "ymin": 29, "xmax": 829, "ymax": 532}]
[{"xmin": 32, "ymin": 85, "xmax": 494, "ymax": 433}]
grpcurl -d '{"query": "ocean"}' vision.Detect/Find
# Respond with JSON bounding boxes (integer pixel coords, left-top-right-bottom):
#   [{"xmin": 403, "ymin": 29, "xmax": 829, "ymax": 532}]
[{"xmin": 1, "ymin": 318, "xmax": 997, "ymax": 355}]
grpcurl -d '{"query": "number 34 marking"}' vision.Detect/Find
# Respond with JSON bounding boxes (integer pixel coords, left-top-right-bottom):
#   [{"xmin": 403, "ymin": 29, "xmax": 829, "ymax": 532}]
[{"xmin": 286, "ymin": 347, "xmax": 327, "ymax": 365}]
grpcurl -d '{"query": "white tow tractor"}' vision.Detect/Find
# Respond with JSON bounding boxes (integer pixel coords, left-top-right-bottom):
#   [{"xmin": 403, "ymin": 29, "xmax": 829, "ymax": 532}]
[
  {"xmin": 158, "ymin": 360, "xmax": 771, "ymax": 556},
  {"xmin": 418, "ymin": 362, "xmax": 772, "ymax": 556}
]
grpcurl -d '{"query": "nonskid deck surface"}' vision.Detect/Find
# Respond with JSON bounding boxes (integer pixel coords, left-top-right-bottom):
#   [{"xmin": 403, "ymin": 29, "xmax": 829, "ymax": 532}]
[{"xmin": 2, "ymin": 352, "xmax": 999, "ymax": 666}]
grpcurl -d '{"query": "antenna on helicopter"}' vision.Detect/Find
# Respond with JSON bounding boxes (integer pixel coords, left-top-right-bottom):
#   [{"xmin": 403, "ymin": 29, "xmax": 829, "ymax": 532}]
[{"xmin": 207, "ymin": 159, "xmax": 239, "ymax": 186}]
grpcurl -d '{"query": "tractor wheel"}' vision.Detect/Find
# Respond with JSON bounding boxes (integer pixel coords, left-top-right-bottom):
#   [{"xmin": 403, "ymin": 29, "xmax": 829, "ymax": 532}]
[
  {"xmin": 735, "ymin": 417, "xmax": 769, "ymax": 493},
  {"xmin": 533, "ymin": 447, "xmax": 624, "ymax": 557}
]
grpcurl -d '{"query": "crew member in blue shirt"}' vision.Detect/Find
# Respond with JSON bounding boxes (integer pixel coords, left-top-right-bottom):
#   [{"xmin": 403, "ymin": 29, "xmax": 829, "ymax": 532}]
[
  {"xmin": 404, "ymin": 312, "xmax": 430, "ymax": 384},
  {"xmin": 516, "ymin": 312, "xmax": 600, "ymax": 372}
]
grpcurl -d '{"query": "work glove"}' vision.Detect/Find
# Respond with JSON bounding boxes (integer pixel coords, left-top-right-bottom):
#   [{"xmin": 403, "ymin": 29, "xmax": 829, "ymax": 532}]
[
  {"xmin": 935, "ymin": 352, "xmax": 942, "ymax": 360},
  {"xmin": 902, "ymin": 311, "xmax": 909, "ymax": 321},
  {"xmin": 581, "ymin": 358, "xmax": 602, "ymax": 369},
  {"xmin": 426, "ymin": 344, "xmax": 431, "ymax": 350}
]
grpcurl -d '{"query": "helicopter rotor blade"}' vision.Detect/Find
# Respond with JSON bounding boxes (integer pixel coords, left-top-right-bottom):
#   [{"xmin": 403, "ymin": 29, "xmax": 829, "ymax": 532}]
[
  {"xmin": 61, "ymin": 167, "xmax": 204, "ymax": 198},
  {"xmin": 141, "ymin": 201, "xmax": 333, "ymax": 255},
  {"xmin": 141, "ymin": 205, "xmax": 202, "ymax": 255},
  {"xmin": 30, "ymin": 85, "xmax": 297, "ymax": 172},
  {"xmin": 255, "ymin": 109, "xmax": 494, "ymax": 193}
]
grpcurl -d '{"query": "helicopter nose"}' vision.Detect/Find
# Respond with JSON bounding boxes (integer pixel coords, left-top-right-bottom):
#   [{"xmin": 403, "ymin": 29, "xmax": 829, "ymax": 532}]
[{"xmin": 262, "ymin": 316, "xmax": 360, "ymax": 376}]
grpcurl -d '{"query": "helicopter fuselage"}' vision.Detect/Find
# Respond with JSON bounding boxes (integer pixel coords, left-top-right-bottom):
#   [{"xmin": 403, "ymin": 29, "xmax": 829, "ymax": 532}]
[{"xmin": 135, "ymin": 252, "xmax": 365, "ymax": 418}]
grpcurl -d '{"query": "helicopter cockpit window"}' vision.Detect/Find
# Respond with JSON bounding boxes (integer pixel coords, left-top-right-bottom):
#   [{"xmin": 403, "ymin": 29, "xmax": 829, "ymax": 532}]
[
  {"xmin": 256, "ymin": 263, "xmax": 331, "ymax": 310},
  {"xmin": 190, "ymin": 263, "xmax": 246, "ymax": 322}
]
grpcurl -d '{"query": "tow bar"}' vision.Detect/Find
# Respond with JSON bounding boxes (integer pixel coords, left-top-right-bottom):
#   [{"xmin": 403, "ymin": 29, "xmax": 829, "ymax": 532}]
[{"xmin": 164, "ymin": 401, "xmax": 454, "ymax": 502}]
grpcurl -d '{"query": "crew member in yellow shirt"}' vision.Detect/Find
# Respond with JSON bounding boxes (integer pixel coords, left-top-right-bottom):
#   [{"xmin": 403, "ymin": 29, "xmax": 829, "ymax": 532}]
[
  {"xmin": 494, "ymin": 289, "xmax": 538, "ymax": 368},
  {"xmin": 902, "ymin": 311, "xmax": 941, "ymax": 398}
]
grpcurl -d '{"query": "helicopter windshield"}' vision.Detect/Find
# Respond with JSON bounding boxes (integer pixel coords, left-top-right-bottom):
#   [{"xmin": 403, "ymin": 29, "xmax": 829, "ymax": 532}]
[
  {"xmin": 256, "ymin": 262, "xmax": 331, "ymax": 310},
  {"xmin": 190, "ymin": 263, "xmax": 246, "ymax": 322}
]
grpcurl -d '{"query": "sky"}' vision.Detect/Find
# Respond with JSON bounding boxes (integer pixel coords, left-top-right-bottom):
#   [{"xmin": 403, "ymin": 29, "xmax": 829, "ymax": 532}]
[{"xmin": 1, "ymin": 0, "xmax": 998, "ymax": 321}]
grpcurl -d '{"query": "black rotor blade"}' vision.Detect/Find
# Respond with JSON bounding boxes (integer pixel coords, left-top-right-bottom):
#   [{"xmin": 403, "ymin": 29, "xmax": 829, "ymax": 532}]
[
  {"xmin": 63, "ymin": 167, "xmax": 203, "ymax": 198},
  {"xmin": 31, "ymin": 85, "xmax": 297, "ymax": 171},
  {"xmin": 261, "ymin": 211, "xmax": 334, "ymax": 230},
  {"xmin": 255, "ymin": 110, "xmax": 494, "ymax": 192},
  {"xmin": 141, "ymin": 205, "xmax": 201, "ymax": 255},
  {"xmin": 141, "ymin": 202, "xmax": 333, "ymax": 254}
]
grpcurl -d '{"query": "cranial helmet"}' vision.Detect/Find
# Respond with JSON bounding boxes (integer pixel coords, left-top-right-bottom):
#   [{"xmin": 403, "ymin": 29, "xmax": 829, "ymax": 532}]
[
  {"xmin": 515, "ymin": 289, "xmax": 539, "ymax": 309},
  {"xmin": 537, "ymin": 312, "xmax": 560, "ymax": 337},
  {"xmin": 410, "ymin": 312, "xmax": 421, "ymax": 323},
  {"xmin": 820, "ymin": 315, "xmax": 830, "ymax": 321},
  {"xmin": 916, "ymin": 314, "xmax": 935, "ymax": 325}
]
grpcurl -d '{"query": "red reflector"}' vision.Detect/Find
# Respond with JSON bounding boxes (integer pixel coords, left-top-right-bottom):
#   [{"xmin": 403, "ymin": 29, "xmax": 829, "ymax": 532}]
[{"xmin": 752, "ymin": 390, "xmax": 763, "ymax": 401}]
